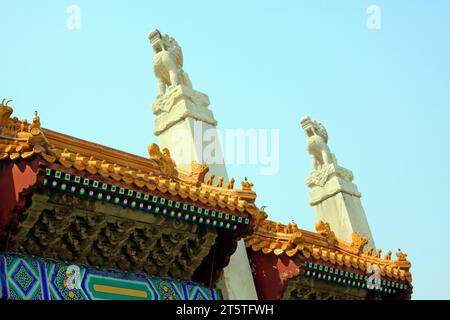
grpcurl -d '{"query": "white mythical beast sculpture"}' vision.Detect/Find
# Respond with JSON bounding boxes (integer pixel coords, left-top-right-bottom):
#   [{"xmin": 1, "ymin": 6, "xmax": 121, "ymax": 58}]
[
  {"xmin": 300, "ymin": 116, "xmax": 337, "ymax": 171},
  {"xmin": 148, "ymin": 29, "xmax": 192, "ymax": 96}
]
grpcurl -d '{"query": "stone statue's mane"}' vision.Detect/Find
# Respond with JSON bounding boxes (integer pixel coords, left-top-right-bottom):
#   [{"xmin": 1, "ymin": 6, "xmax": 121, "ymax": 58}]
[
  {"xmin": 162, "ymin": 33, "xmax": 183, "ymax": 67},
  {"xmin": 313, "ymin": 120, "xmax": 329, "ymax": 143}
]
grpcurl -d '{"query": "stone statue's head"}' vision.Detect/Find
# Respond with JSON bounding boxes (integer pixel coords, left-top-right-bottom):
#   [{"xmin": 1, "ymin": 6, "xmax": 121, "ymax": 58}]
[
  {"xmin": 148, "ymin": 29, "xmax": 183, "ymax": 66},
  {"xmin": 300, "ymin": 116, "xmax": 314, "ymax": 137},
  {"xmin": 300, "ymin": 115, "xmax": 328, "ymax": 143},
  {"xmin": 148, "ymin": 29, "xmax": 164, "ymax": 53}
]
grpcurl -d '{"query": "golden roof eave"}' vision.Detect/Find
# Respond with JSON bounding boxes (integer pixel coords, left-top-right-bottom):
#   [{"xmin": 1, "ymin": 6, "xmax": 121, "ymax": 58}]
[
  {"xmin": 0, "ymin": 106, "xmax": 258, "ymax": 214},
  {"xmin": 43, "ymin": 128, "xmax": 159, "ymax": 173},
  {"xmin": 245, "ymin": 218, "xmax": 413, "ymax": 283}
]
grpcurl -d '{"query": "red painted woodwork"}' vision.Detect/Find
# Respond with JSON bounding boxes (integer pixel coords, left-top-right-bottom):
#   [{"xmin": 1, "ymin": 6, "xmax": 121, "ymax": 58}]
[
  {"xmin": 249, "ymin": 250, "xmax": 303, "ymax": 300},
  {"xmin": 0, "ymin": 160, "xmax": 39, "ymax": 236}
]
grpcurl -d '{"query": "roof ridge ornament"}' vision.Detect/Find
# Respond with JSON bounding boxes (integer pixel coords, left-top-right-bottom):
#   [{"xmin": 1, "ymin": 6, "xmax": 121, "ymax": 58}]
[
  {"xmin": 241, "ymin": 177, "xmax": 254, "ymax": 191},
  {"xmin": 315, "ymin": 220, "xmax": 336, "ymax": 247},
  {"xmin": 349, "ymin": 232, "xmax": 369, "ymax": 255},
  {"xmin": 0, "ymin": 98, "xmax": 13, "ymax": 126},
  {"xmin": 148, "ymin": 143, "xmax": 176, "ymax": 176},
  {"xmin": 31, "ymin": 110, "xmax": 41, "ymax": 129},
  {"xmin": 0, "ymin": 102, "xmax": 49, "ymax": 156}
]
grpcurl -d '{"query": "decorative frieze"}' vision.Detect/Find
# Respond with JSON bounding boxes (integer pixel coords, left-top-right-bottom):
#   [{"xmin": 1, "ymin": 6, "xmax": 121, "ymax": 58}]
[
  {"xmin": 43, "ymin": 168, "xmax": 249, "ymax": 231},
  {"xmin": 8, "ymin": 189, "xmax": 218, "ymax": 282},
  {"xmin": 0, "ymin": 253, "xmax": 222, "ymax": 300}
]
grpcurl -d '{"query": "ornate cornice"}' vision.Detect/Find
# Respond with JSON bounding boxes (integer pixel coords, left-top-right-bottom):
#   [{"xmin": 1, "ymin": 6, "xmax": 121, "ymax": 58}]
[
  {"xmin": 0, "ymin": 105, "xmax": 258, "ymax": 216},
  {"xmin": 7, "ymin": 189, "xmax": 218, "ymax": 282},
  {"xmin": 245, "ymin": 218, "xmax": 412, "ymax": 284},
  {"xmin": 42, "ymin": 167, "xmax": 251, "ymax": 233}
]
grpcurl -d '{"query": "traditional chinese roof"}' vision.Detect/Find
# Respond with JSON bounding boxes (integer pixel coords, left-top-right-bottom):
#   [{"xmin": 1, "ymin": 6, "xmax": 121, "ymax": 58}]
[
  {"xmin": 245, "ymin": 218, "xmax": 412, "ymax": 283},
  {"xmin": 0, "ymin": 102, "xmax": 258, "ymax": 286},
  {"xmin": 1, "ymin": 102, "xmax": 413, "ymax": 297},
  {"xmin": 0, "ymin": 103, "xmax": 259, "ymax": 224},
  {"xmin": 245, "ymin": 216, "xmax": 412, "ymax": 299}
]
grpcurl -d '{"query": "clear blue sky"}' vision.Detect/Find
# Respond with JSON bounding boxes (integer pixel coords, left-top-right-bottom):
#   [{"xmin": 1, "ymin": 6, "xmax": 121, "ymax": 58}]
[{"xmin": 1, "ymin": 0, "xmax": 449, "ymax": 299}]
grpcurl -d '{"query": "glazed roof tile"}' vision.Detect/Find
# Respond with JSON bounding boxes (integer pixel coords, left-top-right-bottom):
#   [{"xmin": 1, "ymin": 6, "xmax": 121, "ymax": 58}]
[
  {"xmin": 245, "ymin": 216, "xmax": 412, "ymax": 283},
  {"xmin": 0, "ymin": 104, "xmax": 258, "ymax": 215}
]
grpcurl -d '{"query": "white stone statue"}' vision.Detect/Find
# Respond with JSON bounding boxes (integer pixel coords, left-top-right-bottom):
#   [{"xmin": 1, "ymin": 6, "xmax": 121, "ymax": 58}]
[
  {"xmin": 148, "ymin": 29, "xmax": 192, "ymax": 96},
  {"xmin": 149, "ymin": 29, "xmax": 217, "ymax": 136},
  {"xmin": 300, "ymin": 115, "xmax": 375, "ymax": 249},
  {"xmin": 300, "ymin": 116, "xmax": 337, "ymax": 171}
]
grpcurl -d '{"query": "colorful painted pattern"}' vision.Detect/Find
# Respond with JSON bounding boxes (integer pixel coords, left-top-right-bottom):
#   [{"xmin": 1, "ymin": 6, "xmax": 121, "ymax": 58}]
[
  {"xmin": 302, "ymin": 261, "xmax": 408, "ymax": 295},
  {"xmin": 0, "ymin": 253, "xmax": 222, "ymax": 300},
  {"xmin": 43, "ymin": 168, "xmax": 250, "ymax": 231}
]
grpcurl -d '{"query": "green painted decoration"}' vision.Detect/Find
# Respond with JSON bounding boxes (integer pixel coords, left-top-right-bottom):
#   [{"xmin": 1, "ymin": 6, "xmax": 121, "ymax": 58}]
[{"xmin": 0, "ymin": 253, "xmax": 221, "ymax": 301}]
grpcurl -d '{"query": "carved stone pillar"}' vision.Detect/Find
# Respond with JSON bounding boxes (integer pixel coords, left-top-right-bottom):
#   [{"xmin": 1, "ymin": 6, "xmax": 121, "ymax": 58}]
[
  {"xmin": 301, "ymin": 116, "xmax": 375, "ymax": 249},
  {"xmin": 148, "ymin": 29, "xmax": 257, "ymax": 299},
  {"xmin": 151, "ymin": 85, "xmax": 228, "ymax": 180},
  {"xmin": 149, "ymin": 29, "xmax": 228, "ymax": 180}
]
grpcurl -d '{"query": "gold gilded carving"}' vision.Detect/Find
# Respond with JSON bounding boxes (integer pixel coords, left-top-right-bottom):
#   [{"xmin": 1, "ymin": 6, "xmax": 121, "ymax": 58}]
[
  {"xmin": 148, "ymin": 143, "xmax": 176, "ymax": 176},
  {"xmin": 246, "ymin": 215, "xmax": 412, "ymax": 283},
  {"xmin": 215, "ymin": 177, "xmax": 224, "ymax": 188},
  {"xmin": 315, "ymin": 220, "xmax": 336, "ymax": 247},
  {"xmin": 0, "ymin": 103, "xmax": 52, "ymax": 161},
  {"xmin": 0, "ymin": 99, "xmax": 13, "ymax": 126},
  {"xmin": 384, "ymin": 251, "xmax": 392, "ymax": 260},
  {"xmin": 241, "ymin": 178, "xmax": 254, "ymax": 191},
  {"xmin": 190, "ymin": 161, "xmax": 209, "ymax": 184},
  {"xmin": 349, "ymin": 232, "xmax": 369, "ymax": 255},
  {"xmin": 364, "ymin": 247, "xmax": 374, "ymax": 256},
  {"xmin": 285, "ymin": 221, "xmax": 299, "ymax": 234},
  {"xmin": 226, "ymin": 178, "xmax": 235, "ymax": 190},
  {"xmin": 205, "ymin": 175, "xmax": 215, "ymax": 186},
  {"xmin": 396, "ymin": 249, "xmax": 407, "ymax": 261},
  {"xmin": 374, "ymin": 249, "xmax": 382, "ymax": 258}
]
